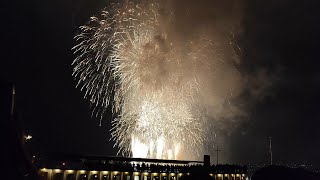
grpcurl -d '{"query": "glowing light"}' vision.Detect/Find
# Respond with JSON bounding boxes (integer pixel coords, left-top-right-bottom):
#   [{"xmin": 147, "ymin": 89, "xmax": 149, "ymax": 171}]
[
  {"xmin": 174, "ymin": 144, "xmax": 180, "ymax": 160},
  {"xmin": 167, "ymin": 149, "xmax": 173, "ymax": 159},
  {"xmin": 54, "ymin": 169, "xmax": 61, "ymax": 173},
  {"xmin": 24, "ymin": 135, "xmax": 32, "ymax": 141},
  {"xmin": 131, "ymin": 136, "xmax": 149, "ymax": 158}
]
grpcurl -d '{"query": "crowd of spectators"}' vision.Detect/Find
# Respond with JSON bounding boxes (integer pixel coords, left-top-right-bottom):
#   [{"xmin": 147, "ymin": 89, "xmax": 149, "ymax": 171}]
[
  {"xmin": 85, "ymin": 161, "xmax": 247, "ymax": 174},
  {"xmin": 35, "ymin": 154, "xmax": 247, "ymax": 174}
]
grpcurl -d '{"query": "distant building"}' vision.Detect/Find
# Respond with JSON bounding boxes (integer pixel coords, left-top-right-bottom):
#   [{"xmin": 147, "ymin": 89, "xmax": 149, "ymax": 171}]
[{"xmin": 35, "ymin": 154, "xmax": 247, "ymax": 180}]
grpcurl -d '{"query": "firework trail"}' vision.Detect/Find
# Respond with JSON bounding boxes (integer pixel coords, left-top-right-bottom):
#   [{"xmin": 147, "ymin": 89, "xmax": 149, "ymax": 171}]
[{"xmin": 72, "ymin": 0, "xmax": 241, "ymax": 160}]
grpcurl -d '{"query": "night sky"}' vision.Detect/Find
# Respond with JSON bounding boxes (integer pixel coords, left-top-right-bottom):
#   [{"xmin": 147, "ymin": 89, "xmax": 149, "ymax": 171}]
[{"xmin": 2, "ymin": 0, "xmax": 318, "ymax": 168}]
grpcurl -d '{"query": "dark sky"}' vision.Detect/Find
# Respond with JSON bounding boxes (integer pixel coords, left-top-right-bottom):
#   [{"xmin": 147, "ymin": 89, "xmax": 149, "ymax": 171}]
[{"xmin": 2, "ymin": 0, "xmax": 318, "ymax": 168}]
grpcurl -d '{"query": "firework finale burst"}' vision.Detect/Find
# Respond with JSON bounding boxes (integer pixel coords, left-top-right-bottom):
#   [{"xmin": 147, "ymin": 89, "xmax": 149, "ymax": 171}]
[{"xmin": 72, "ymin": 0, "xmax": 243, "ymax": 160}]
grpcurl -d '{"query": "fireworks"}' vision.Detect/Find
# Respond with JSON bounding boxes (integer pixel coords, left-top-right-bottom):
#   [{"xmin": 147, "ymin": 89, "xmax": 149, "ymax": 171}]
[{"xmin": 72, "ymin": 0, "xmax": 239, "ymax": 160}]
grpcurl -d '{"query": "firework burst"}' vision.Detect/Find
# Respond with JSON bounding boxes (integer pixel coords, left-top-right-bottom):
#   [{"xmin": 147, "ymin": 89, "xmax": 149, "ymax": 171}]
[{"xmin": 72, "ymin": 0, "xmax": 236, "ymax": 160}]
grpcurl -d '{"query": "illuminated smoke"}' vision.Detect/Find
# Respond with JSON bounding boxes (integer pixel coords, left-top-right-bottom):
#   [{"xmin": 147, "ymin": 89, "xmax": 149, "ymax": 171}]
[{"xmin": 72, "ymin": 0, "xmax": 244, "ymax": 160}]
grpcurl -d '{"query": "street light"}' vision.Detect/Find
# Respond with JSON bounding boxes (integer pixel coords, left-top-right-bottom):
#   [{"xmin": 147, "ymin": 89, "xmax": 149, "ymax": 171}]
[{"xmin": 24, "ymin": 134, "xmax": 32, "ymax": 141}]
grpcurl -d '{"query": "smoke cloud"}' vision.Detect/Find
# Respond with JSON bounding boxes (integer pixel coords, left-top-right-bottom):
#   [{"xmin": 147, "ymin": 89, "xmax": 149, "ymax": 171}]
[
  {"xmin": 154, "ymin": 0, "xmax": 277, "ymax": 161},
  {"xmin": 73, "ymin": 0, "xmax": 278, "ymax": 162}
]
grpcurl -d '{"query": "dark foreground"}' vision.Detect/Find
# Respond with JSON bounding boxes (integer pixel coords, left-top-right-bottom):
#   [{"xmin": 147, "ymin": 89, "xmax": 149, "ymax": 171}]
[{"xmin": 251, "ymin": 165, "xmax": 320, "ymax": 180}]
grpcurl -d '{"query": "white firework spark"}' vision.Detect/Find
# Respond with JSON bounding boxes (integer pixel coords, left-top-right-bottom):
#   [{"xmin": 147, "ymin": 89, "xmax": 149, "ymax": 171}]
[{"xmin": 72, "ymin": 0, "xmax": 236, "ymax": 160}]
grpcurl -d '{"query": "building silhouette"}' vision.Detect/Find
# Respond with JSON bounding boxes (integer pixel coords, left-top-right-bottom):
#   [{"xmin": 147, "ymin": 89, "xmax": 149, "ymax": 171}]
[{"xmin": 36, "ymin": 153, "xmax": 247, "ymax": 180}]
